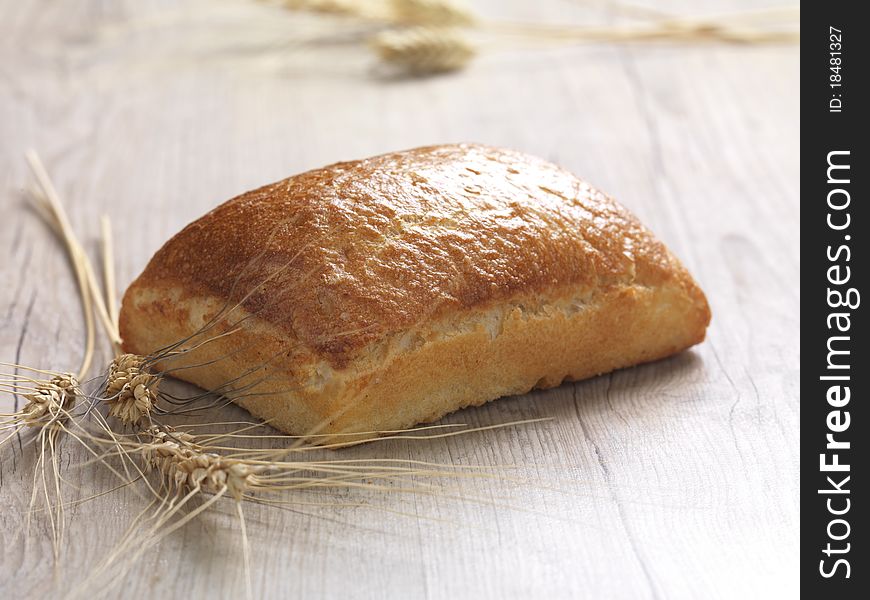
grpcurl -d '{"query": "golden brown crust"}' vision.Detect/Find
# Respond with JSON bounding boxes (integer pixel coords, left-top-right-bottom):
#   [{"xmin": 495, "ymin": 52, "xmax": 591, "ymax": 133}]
[
  {"xmin": 125, "ymin": 144, "xmax": 699, "ymax": 369},
  {"xmin": 119, "ymin": 144, "xmax": 710, "ymax": 438}
]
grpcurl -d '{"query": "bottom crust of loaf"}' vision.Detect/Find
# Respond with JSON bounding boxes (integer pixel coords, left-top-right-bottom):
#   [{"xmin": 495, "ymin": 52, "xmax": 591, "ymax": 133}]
[{"xmin": 121, "ymin": 279, "xmax": 708, "ymax": 443}]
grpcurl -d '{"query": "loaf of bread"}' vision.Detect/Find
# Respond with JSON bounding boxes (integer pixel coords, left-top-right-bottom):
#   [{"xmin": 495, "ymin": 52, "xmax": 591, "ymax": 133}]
[{"xmin": 120, "ymin": 144, "xmax": 710, "ymax": 439}]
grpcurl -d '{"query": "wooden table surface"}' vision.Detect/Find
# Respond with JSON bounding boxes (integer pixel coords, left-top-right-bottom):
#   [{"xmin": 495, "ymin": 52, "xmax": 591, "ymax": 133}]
[{"xmin": 0, "ymin": 1, "xmax": 799, "ymax": 598}]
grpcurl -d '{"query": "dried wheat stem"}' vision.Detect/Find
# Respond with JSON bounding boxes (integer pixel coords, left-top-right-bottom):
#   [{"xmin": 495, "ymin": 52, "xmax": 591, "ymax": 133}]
[
  {"xmin": 70, "ymin": 485, "xmax": 226, "ymax": 599},
  {"xmin": 26, "ymin": 153, "xmax": 122, "ymax": 354},
  {"xmin": 280, "ymin": 0, "xmax": 377, "ymax": 18},
  {"xmin": 279, "ymin": 0, "xmax": 475, "ymax": 25},
  {"xmin": 237, "ymin": 502, "xmax": 253, "ymax": 600},
  {"xmin": 665, "ymin": 5, "xmax": 800, "ymax": 26},
  {"xmin": 371, "ymin": 26, "xmax": 474, "ymax": 74},
  {"xmin": 479, "ymin": 6, "xmax": 800, "ymax": 45},
  {"xmin": 81, "ymin": 248, "xmax": 123, "ymax": 348},
  {"xmin": 100, "ymin": 215, "xmax": 121, "ymax": 346},
  {"xmin": 13, "ymin": 373, "xmax": 81, "ymax": 562},
  {"xmin": 389, "ymin": 0, "xmax": 474, "ymax": 26},
  {"xmin": 25, "ymin": 151, "xmax": 96, "ymax": 380}
]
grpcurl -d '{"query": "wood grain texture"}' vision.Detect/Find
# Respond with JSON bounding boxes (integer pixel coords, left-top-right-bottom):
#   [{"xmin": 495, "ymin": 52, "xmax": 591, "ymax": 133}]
[{"xmin": 0, "ymin": 1, "xmax": 799, "ymax": 598}]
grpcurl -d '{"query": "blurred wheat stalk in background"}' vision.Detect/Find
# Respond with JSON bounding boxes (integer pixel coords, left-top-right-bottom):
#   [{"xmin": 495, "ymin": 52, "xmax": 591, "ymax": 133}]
[
  {"xmin": 93, "ymin": 0, "xmax": 800, "ymax": 77},
  {"xmin": 270, "ymin": 0, "xmax": 799, "ymax": 75}
]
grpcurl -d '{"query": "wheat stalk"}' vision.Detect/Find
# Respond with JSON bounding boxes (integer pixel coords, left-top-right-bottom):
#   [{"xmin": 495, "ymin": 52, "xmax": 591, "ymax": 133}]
[
  {"xmin": 486, "ymin": 19, "xmax": 800, "ymax": 44},
  {"xmin": 1, "ymin": 369, "xmax": 80, "ymax": 442},
  {"xmin": 278, "ymin": 0, "xmax": 475, "ymax": 24},
  {"xmin": 371, "ymin": 26, "xmax": 474, "ymax": 74},
  {"xmin": 1, "ymin": 366, "xmax": 86, "ymax": 562},
  {"xmin": 24, "ymin": 152, "xmax": 100, "ymax": 379},
  {"xmin": 139, "ymin": 425, "xmax": 264, "ymax": 500},
  {"xmin": 280, "ymin": 0, "xmax": 374, "ymax": 17},
  {"xmin": 100, "ymin": 215, "xmax": 120, "ymax": 334},
  {"xmin": 389, "ymin": 0, "xmax": 474, "ymax": 26},
  {"xmin": 272, "ymin": 2, "xmax": 799, "ymax": 75},
  {"xmin": 72, "ymin": 420, "xmax": 504, "ymax": 597},
  {"xmin": 4, "ymin": 154, "xmax": 140, "ymax": 564}
]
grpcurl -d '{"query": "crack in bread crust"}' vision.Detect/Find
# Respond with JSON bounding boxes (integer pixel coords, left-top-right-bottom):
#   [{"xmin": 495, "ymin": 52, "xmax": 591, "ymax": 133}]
[{"xmin": 122, "ymin": 280, "xmax": 709, "ymax": 440}]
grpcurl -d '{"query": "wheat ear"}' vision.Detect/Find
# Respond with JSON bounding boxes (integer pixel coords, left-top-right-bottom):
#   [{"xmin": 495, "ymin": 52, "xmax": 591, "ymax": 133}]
[
  {"xmin": 371, "ymin": 26, "xmax": 474, "ymax": 74},
  {"xmin": 104, "ymin": 354, "xmax": 161, "ymax": 425}
]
